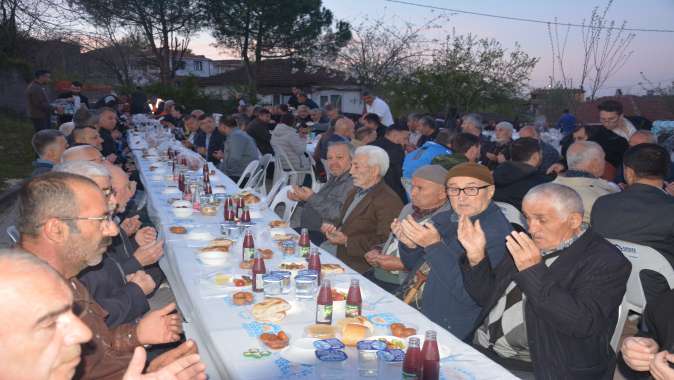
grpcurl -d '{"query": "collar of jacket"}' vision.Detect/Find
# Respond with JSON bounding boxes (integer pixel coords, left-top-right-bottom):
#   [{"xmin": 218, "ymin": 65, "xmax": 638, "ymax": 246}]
[{"xmin": 562, "ymin": 170, "xmax": 596, "ymax": 179}]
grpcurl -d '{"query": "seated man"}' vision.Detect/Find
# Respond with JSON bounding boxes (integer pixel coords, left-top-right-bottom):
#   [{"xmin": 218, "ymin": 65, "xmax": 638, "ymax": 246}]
[
  {"xmin": 246, "ymin": 108, "xmax": 274, "ymax": 155},
  {"xmin": 415, "ymin": 115, "xmax": 440, "ymax": 148},
  {"xmin": 194, "ymin": 114, "xmax": 225, "ymax": 163},
  {"xmin": 289, "ymin": 141, "xmax": 354, "ymax": 245},
  {"xmin": 62, "ymin": 144, "xmax": 106, "ymax": 165},
  {"xmin": 402, "ymin": 129, "xmax": 452, "ymax": 180},
  {"xmin": 271, "ymin": 113, "xmax": 311, "ymax": 171},
  {"xmin": 182, "ymin": 114, "xmax": 201, "ymax": 149},
  {"xmin": 71, "ymin": 124, "xmax": 103, "ymax": 152},
  {"xmin": 396, "ymin": 163, "xmax": 511, "ymax": 340},
  {"xmin": 493, "ymin": 137, "xmax": 553, "ymax": 210},
  {"xmin": 592, "ymin": 143, "xmax": 674, "ymax": 302},
  {"xmin": 17, "ymin": 172, "xmax": 198, "ymax": 379},
  {"xmin": 0, "ymin": 249, "xmax": 206, "ymax": 380},
  {"xmin": 462, "ymin": 183, "xmax": 630, "ymax": 379},
  {"xmin": 216, "ymin": 115, "xmax": 261, "ymax": 182},
  {"xmin": 361, "ymin": 113, "xmax": 387, "ymax": 140},
  {"xmin": 553, "ymin": 141, "xmax": 619, "ymax": 224},
  {"xmin": 314, "ymin": 117, "xmax": 354, "ymax": 161},
  {"xmin": 370, "ymin": 122, "xmax": 410, "ymax": 202},
  {"xmin": 619, "ymin": 289, "xmax": 674, "ymax": 380},
  {"xmin": 321, "ymin": 145, "xmax": 403, "ymax": 273},
  {"xmin": 447, "ymin": 132, "xmax": 481, "ymax": 163},
  {"xmin": 30, "ymin": 129, "xmax": 68, "ymax": 176},
  {"xmin": 518, "ymin": 125, "xmax": 561, "ymax": 174},
  {"xmin": 364, "ymin": 165, "xmax": 452, "ymax": 293},
  {"xmin": 484, "ymin": 121, "xmax": 514, "ymax": 169}
]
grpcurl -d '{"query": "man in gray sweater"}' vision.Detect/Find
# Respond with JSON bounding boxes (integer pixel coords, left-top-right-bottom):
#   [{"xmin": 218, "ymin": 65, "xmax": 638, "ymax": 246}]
[
  {"xmin": 215, "ymin": 116, "xmax": 261, "ymax": 182},
  {"xmin": 288, "ymin": 140, "xmax": 354, "ymax": 244}
]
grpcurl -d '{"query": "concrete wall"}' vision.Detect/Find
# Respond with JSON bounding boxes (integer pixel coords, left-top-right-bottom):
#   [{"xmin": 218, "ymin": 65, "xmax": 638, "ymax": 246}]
[{"xmin": 0, "ymin": 69, "xmax": 29, "ymax": 114}]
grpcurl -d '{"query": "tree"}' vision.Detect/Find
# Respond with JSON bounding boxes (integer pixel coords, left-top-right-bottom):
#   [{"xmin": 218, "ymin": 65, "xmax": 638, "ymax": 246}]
[
  {"xmin": 204, "ymin": 0, "xmax": 351, "ymax": 95},
  {"xmin": 384, "ymin": 33, "xmax": 538, "ymax": 117},
  {"xmin": 71, "ymin": 0, "xmax": 202, "ymax": 84},
  {"xmin": 547, "ymin": 0, "xmax": 635, "ymax": 99},
  {"xmin": 331, "ymin": 16, "xmax": 445, "ymax": 91}
]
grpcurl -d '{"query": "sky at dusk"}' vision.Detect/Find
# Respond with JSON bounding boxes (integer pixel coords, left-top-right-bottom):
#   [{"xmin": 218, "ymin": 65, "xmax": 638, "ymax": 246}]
[{"xmin": 188, "ymin": 0, "xmax": 674, "ymax": 96}]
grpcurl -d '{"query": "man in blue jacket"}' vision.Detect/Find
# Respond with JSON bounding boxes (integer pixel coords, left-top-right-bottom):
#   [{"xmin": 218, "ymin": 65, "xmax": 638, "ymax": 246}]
[
  {"xmin": 402, "ymin": 129, "xmax": 452, "ymax": 180},
  {"xmin": 395, "ymin": 163, "xmax": 512, "ymax": 340}
]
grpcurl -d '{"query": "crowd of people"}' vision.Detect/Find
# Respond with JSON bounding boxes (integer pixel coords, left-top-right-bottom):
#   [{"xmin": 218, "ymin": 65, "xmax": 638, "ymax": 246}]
[{"xmin": 4, "ymin": 68, "xmax": 674, "ymax": 380}]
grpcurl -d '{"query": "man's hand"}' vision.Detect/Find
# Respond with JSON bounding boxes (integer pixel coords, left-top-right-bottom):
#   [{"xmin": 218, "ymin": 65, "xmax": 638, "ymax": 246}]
[
  {"xmin": 134, "ymin": 239, "xmax": 164, "ymax": 267},
  {"xmin": 136, "ymin": 303, "xmax": 183, "ymax": 345},
  {"xmin": 320, "ymin": 223, "xmax": 337, "ymax": 235},
  {"xmin": 546, "ymin": 163, "xmax": 565, "ymax": 175},
  {"xmin": 621, "ymin": 337, "xmax": 660, "ymax": 372},
  {"xmin": 121, "ymin": 215, "xmax": 142, "ymax": 236},
  {"xmin": 145, "ymin": 340, "xmax": 207, "ymax": 380},
  {"xmin": 391, "ymin": 218, "xmax": 416, "ymax": 248},
  {"xmin": 400, "ymin": 216, "xmax": 441, "ymax": 248},
  {"xmin": 506, "ymin": 231, "xmax": 542, "ymax": 271},
  {"xmin": 135, "ymin": 226, "xmax": 157, "ymax": 246},
  {"xmin": 291, "ymin": 186, "xmax": 314, "ymax": 201},
  {"xmin": 125, "ymin": 345, "xmax": 203, "ymax": 380},
  {"xmin": 373, "ymin": 255, "xmax": 405, "ymax": 271},
  {"xmin": 126, "ymin": 270, "xmax": 156, "ymax": 295},
  {"xmin": 485, "ymin": 152, "xmax": 498, "ymax": 162},
  {"xmin": 196, "ymin": 147, "xmax": 207, "ymax": 157},
  {"xmin": 457, "ymin": 215, "xmax": 487, "ymax": 266},
  {"xmin": 364, "ymin": 248, "xmax": 382, "ymax": 266},
  {"xmin": 326, "ymin": 229, "xmax": 348, "ymax": 246},
  {"xmin": 107, "ymin": 153, "xmax": 118, "ymax": 163},
  {"xmin": 650, "ymin": 350, "xmax": 674, "ymax": 380}
]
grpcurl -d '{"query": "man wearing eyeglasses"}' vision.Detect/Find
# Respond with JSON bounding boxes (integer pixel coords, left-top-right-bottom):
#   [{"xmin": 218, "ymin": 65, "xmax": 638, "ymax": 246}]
[
  {"xmin": 17, "ymin": 172, "xmax": 201, "ymax": 379},
  {"xmin": 392, "ymin": 163, "xmax": 513, "ymax": 340}
]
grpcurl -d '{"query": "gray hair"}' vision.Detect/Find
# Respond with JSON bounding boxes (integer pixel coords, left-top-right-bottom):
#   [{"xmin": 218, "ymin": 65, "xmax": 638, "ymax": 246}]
[
  {"xmin": 523, "ymin": 183, "xmax": 584, "ymax": 218},
  {"xmin": 566, "ymin": 141, "xmax": 605, "ymax": 171},
  {"xmin": 495, "ymin": 121, "xmax": 514, "ymax": 133},
  {"xmin": 462, "ymin": 113, "xmax": 483, "ymax": 130},
  {"xmin": 297, "ymin": 105, "xmax": 309, "ymax": 112},
  {"xmin": 354, "ymin": 145, "xmax": 389, "ymax": 177},
  {"xmin": 53, "ymin": 160, "xmax": 110, "ymax": 180},
  {"xmin": 327, "ymin": 140, "xmax": 355, "ymax": 158}
]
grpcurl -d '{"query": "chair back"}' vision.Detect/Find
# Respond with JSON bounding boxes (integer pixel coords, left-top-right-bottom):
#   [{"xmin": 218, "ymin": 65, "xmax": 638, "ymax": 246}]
[
  {"xmin": 608, "ymin": 239, "xmax": 674, "ymax": 351},
  {"xmin": 237, "ymin": 160, "xmax": 260, "ymax": 188},
  {"xmin": 494, "ymin": 201, "xmax": 527, "ymax": 229},
  {"xmin": 255, "ymin": 154, "xmax": 274, "ymax": 195},
  {"xmin": 266, "ymin": 173, "xmax": 290, "ymax": 208},
  {"xmin": 269, "ymin": 185, "xmax": 298, "ymax": 222}
]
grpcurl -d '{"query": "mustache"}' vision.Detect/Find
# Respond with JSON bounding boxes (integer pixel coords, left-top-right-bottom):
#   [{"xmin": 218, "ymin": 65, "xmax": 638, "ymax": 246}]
[{"xmin": 99, "ymin": 237, "xmax": 112, "ymax": 249}]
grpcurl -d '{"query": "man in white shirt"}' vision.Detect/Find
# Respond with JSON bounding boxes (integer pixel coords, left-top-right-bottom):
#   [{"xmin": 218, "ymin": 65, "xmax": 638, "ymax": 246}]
[
  {"xmin": 598, "ymin": 99, "xmax": 636, "ymax": 141},
  {"xmin": 363, "ymin": 91, "xmax": 394, "ymax": 127}
]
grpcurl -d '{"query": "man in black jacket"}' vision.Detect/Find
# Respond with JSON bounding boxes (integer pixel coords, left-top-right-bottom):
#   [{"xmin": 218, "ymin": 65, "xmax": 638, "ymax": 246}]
[
  {"xmin": 493, "ymin": 137, "xmax": 553, "ymax": 210},
  {"xmin": 246, "ymin": 108, "xmax": 274, "ymax": 155},
  {"xmin": 461, "ymin": 182, "xmax": 630, "ymax": 380},
  {"xmin": 592, "ymin": 143, "xmax": 674, "ymax": 303},
  {"xmin": 194, "ymin": 114, "xmax": 226, "ymax": 163},
  {"xmin": 369, "ymin": 122, "xmax": 409, "ymax": 202}
]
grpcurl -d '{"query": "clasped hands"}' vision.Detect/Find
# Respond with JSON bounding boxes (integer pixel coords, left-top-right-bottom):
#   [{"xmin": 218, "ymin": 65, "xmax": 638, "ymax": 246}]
[
  {"xmin": 390, "ymin": 216, "xmax": 441, "ymax": 249},
  {"xmin": 287, "ymin": 185, "xmax": 314, "ymax": 202},
  {"xmin": 320, "ymin": 223, "xmax": 347, "ymax": 245}
]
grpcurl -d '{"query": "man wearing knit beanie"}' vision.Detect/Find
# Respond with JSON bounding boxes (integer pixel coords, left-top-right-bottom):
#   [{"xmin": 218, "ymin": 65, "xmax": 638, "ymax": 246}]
[
  {"xmin": 392, "ymin": 162, "xmax": 513, "ymax": 340},
  {"xmin": 364, "ymin": 165, "xmax": 451, "ymax": 292}
]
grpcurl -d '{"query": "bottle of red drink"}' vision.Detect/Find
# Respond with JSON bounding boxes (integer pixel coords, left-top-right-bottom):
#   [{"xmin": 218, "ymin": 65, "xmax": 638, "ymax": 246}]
[
  {"xmin": 202, "ymin": 163, "xmax": 209, "ymax": 178},
  {"xmin": 236, "ymin": 197, "xmax": 245, "ymax": 219},
  {"xmin": 420, "ymin": 330, "xmax": 440, "ymax": 380},
  {"xmin": 167, "ymin": 148, "xmax": 172, "ymax": 159},
  {"xmin": 178, "ymin": 172, "xmax": 185, "ymax": 192},
  {"xmin": 307, "ymin": 249, "xmax": 321, "ymax": 283},
  {"xmin": 241, "ymin": 206, "xmax": 251, "ymax": 223},
  {"xmin": 242, "ymin": 230, "xmax": 255, "ymax": 261},
  {"xmin": 345, "ymin": 279, "xmax": 362, "ymax": 318},
  {"xmin": 298, "ymin": 228, "xmax": 310, "ymax": 258},
  {"xmin": 315, "ymin": 279, "xmax": 333, "ymax": 325},
  {"xmin": 204, "ymin": 181, "xmax": 212, "ymax": 195},
  {"xmin": 251, "ymin": 250, "xmax": 266, "ymax": 293},
  {"xmin": 182, "ymin": 182, "xmax": 192, "ymax": 201},
  {"xmin": 223, "ymin": 196, "xmax": 230, "ymax": 221},
  {"xmin": 402, "ymin": 337, "xmax": 422, "ymax": 379}
]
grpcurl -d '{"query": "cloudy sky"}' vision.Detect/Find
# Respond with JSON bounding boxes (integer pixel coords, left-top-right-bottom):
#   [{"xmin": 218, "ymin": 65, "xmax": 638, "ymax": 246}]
[{"xmin": 189, "ymin": 0, "xmax": 674, "ymax": 96}]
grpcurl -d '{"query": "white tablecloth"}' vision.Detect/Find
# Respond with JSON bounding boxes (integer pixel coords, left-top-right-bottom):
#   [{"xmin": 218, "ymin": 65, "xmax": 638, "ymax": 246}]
[{"xmin": 132, "ymin": 149, "xmax": 517, "ymax": 380}]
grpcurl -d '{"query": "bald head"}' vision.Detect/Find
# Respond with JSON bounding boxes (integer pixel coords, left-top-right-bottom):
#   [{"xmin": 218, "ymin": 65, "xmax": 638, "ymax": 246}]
[
  {"xmin": 334, "ymin": 117, "xmax": 355, "ymax": 139},
  {"xmin": 518, "ymin": 125, "xmax": 539, "ymax": 140},
  {"xmin": 629, "ymin": 130, "xmax": 656, "ymax": 147},
  {"xmin": 62, "ymin": 145, "xmax": 103, "ymax": 164}
]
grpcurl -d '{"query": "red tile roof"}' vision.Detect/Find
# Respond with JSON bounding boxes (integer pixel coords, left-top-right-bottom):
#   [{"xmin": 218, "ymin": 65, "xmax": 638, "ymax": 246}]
[{"xmin": 575, "ymin": 95, "xmax": 674, "ymax": 123}]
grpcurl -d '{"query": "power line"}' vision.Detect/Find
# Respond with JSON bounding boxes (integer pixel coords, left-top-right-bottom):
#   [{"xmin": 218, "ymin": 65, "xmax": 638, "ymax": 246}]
[{"xmin": 385, "ymin": 0, "xmax": 674, "ymax": 33}]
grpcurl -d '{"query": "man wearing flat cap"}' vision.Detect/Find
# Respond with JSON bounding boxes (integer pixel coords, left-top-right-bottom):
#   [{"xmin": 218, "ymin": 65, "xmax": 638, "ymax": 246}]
[
  {"xmin": 393, "ymin": 163, "xmax": 513, "ymax": 340},
  {"xmin": 364, "ymin": 165, "xmax": 452, "ymax": 293}
]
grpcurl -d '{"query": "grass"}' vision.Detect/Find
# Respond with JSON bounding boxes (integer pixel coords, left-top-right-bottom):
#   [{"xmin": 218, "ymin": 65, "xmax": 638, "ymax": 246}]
[{"xmin": 0, "ymin": 112, "xmax": 34, "ymax": 191}]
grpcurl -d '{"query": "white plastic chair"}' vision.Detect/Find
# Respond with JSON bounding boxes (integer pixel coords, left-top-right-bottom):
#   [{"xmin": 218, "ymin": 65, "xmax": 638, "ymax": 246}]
[
  {"xmin": 494, "ymin": 201, "xmax": 527, "ymax": 229},
  {"xmin": 273, "ymin": 149, "xmax": 314, "ymax": 188},
  {"xmin": 308, "ymin": 154, "xmax": 322, "ymax": 192},
  {"xmin": 6, "ymin": 225, "xmax": 19, "ymax": 245},
  {"xmin": 254, "ymin": 154, "xmax": 274, "ymax": 196},
  {"xmin": 237, "ymin": 160, "xmax": 260, "ymax": 188},
  {"xmin": 269, "ymin": 185, "xmax": 299, "ymax": 222},
  {"xmin": 265, "ymin": 173, "xmax": 291, "ymax": 208},
  {"xmin": 608, "ymin": 239, "xmax": 674, "ymax": 351}
]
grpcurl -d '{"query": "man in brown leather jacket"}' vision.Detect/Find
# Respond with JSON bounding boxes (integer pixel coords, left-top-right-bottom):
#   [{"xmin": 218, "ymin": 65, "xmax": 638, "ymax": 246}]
[{"xmin": 16, "ymin": 172, "xmax": 205, "ymax": 380}]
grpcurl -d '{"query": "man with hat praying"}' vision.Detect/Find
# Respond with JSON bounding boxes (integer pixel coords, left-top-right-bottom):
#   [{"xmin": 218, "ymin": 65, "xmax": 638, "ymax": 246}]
[
  {"xmin": 364, "ymin": 165, "xmax": 452, "ymax": 293},
  {"xmin": 392, "ymin": 163, "xmax": 513, "ymax": 340}
]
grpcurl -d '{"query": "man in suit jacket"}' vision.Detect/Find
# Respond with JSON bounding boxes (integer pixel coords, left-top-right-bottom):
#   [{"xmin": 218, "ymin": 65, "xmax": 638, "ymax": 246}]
[
  {"xmin": 592, "ymin": 143, "xmax": 674, "ymax": 303},
  {"xmin": 463, "ymin": 183, "xmax": 630, "ymax": 380},
  {"xmin": 321, "ymin": 145, "xmax": 403, "ymax": 273},
  {"xmin": 194, "ymin": 114, "xmax": 226, "ymax": 163}
]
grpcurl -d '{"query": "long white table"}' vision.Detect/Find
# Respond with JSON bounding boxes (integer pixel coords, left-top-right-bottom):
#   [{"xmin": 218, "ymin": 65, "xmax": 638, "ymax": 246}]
[{"xmin": 132, "ymin": 147, "xmax": 517, "ymax": 380}]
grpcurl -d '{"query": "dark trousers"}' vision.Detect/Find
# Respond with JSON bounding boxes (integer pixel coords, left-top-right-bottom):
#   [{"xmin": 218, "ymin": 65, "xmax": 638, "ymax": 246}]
[{"xmin": 31, "ymin": 118, "xmax": 50, "ymax": 133}]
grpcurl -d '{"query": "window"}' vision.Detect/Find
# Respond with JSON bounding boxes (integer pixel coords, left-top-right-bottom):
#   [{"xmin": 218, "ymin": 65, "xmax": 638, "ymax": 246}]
[
  {"xmin": 320, "ymin": 96, "xmax": 329, "ymax": 107},
  {"xmin": 330, "ymin": 95, "xmax": 342, "ymax": 110},
  {"xmin": 193, "ymin": 61, "xmax": 203, "ymax": 71}
]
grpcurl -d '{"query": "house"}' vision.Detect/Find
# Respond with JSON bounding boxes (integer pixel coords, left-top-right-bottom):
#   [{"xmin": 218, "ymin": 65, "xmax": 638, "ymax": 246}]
[
  {"xmin": 574, "ymin": 95, "xmax": 674, "ymax": 128},
  {"xmin": 174, "ymin": 54, "xmax": 238, "ymax": 77},
  {"xmin": 198, "ymin": 59, "xmax": 365, "ymax": 114}
]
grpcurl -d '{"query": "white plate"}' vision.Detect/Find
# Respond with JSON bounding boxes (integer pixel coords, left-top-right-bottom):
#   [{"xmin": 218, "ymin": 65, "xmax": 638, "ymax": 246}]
[
  {"xmin": 280, "ymin": 338, "xmax": 317, "ymax": 365},
  {"xmin": 204, "ymin": 272, "xmax": 250, "ymax": 287},
  {"xmin": 410, "ymin": 334, "xmax": 452, "ymax": 359},
  {"xmin": 187, "ymin": 231, "xmax": 215, "ymax": 241},
  {"xmin": 367, "ymin": 335, "xmax": 407, "ymax": 350},
  {"xmin": 197, "ymin": 255, "xmax": 230, "ymax": 267}
]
